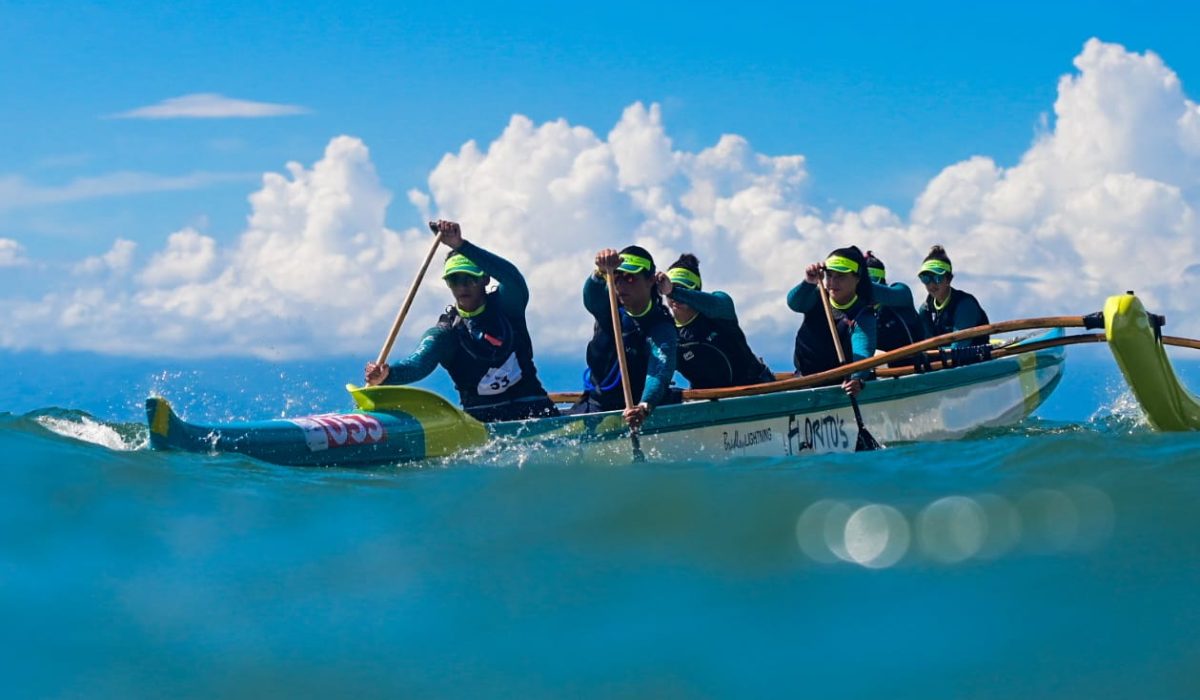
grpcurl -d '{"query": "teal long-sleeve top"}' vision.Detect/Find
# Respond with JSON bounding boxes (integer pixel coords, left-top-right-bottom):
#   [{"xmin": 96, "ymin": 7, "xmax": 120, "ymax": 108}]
[
  {"xmin": 383, "ymin": 240, "xmax": 527, "ymax": 384},
  {"xmin": 582, "ymin": 275, "xmax": 677, "ymax": 408},
  {"xmin": 668, "ymin": 287, "xmax": 737, "ymax": 321},
  {"xmin": 919, "ymin": 288, "xmax": 989, "ymax": 349},
  {"xmin": 786, "ymin": 281, "xmax": 876, "ymax": 380},
  {"xmin": 871, "ymin": 281, "xmax": 915, "ymax": 310}
]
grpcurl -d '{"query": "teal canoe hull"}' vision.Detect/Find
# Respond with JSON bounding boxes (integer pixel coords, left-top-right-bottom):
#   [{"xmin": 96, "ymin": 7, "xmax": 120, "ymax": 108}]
[{"xmin": 146, "ymin": 329, "xmax": 1067, "ymax": 467}]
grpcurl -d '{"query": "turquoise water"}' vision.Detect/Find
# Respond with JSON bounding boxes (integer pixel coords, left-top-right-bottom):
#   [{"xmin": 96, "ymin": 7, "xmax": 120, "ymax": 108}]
[{"xmin": 3, "ymin": 348, "xmax": 1200, "ymax": 698}]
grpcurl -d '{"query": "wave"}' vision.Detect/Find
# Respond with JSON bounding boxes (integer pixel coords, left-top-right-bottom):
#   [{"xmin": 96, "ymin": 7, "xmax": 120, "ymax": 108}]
[{"xmin": 34, "ymin": 409, "xmax": 148, "ymax": 451}]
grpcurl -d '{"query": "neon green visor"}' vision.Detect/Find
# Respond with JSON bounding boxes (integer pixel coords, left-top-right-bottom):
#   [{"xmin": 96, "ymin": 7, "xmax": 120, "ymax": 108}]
[
  {"xmin": 824, "ymin": 255, "xmax": 860, "ymax": 274},
  {"xmin": 442, "ymin": 253, "xmax": 485, "ymax": 279},
  {"xmin": 919, "ymin": 259, "xmax": 953, "ymax": 276},
  {"xmin": 667, "ymin": 267, "xmax": 702, "ymax": 291},
  {"xmin": 616, "ymin": 253, "xmax": 653, "ymax": 275},
  {"xmin": 868, "ymin": 266, "xmax": 886, "ymax": 283}
]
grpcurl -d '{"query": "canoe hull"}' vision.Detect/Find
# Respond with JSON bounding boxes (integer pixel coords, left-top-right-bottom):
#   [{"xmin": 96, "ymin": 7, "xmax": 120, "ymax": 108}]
[
  {"xmin": 500, "ymin": 341, "xmax": 1064, "ymax": 461},
  {"xmin": 147, "ymin": 398, "xmax": 435, "ymax": 466},
  {"xmin": 146, "ymin": 331, "xmax": 1067, "ymax": 466}
]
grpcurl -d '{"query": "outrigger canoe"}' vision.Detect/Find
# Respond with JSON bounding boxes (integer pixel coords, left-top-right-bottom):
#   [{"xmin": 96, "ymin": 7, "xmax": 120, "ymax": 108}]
[
  {"xmin": 1104, "ymin": 292, "xmax": 1200, "ymax": 431},
  {"xmin": 146, "ymin": 324, "xmax": 1077, "ymax": 467}
]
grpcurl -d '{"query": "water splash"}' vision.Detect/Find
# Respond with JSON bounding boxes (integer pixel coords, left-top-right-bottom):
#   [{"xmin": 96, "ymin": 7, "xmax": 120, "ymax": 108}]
[
  {"xmin": 32, "ymin": 410, "xmax": 148, "ymax": 451},
  {"xmin": 1088, "ymin": 381, "xmax": 1151, "ymax": 434}
]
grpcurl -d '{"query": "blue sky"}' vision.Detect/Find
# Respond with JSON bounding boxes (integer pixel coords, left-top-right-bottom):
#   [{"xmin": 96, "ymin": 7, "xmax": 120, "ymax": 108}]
[{"xmin": 2, "ymin": 1, "xmax": 1199, "ymax": 359}]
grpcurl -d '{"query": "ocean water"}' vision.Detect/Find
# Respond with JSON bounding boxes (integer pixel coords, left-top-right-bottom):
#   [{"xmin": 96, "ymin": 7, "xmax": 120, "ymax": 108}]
[{"xmin": 3, "ymin": 346, "xmax": 1200, "ymax": 698}]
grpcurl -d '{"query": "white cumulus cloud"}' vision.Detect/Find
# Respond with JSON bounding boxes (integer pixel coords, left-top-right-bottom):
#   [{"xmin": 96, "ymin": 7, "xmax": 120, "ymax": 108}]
[
  {"xmin": 138, "ymin": 229, "xmax": 217, "ymax": 286},
  {"xmin": 110, "ymin": 93, "xmax": 310, "ymax": 119},
  {"xmin": 75, "ymin": 239, "xmax": 137, "ymax": 275}
]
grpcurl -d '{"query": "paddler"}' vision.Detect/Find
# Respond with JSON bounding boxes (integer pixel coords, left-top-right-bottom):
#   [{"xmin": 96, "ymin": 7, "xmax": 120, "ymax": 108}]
[
  {"xmin": 917, "ymin": 245, "xmax": 991, "ymax": 347},
  {"xmin": 864, "ymin": 251, "xmax": 926, "ymax": 359},
  {"xmin": 363, "ymin": 220, "xmax": 558, "ymax": 422},
  {"xmin": 656, "ymin": 253, "xmax": 774, "ymax": 388},
  {"xmin": 572, "ymin": 246, "xmax": 678, "ymax": 429},
  {"xmin": 787, "ymin": 246, "xmax": 877, "ymax": 397}
]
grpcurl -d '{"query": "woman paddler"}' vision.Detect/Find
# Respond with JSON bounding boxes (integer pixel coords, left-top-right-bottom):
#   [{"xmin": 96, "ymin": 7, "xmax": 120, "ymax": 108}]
[
  {"xmin": 572, "ymin": 246, "xmax": 678, "ymax": 429},
  {"xmin": 864, "ymin": 251, "xmax": 926, "ymax": 357},
  {"xmin": 787, "ymin": 246, "xmax": 877, "ymax": 397},
  {"xmin": 917, "ymin": 245, "xmax": 991, "ymax": 348},
  {"xmin": 656, "ymin": 253, "xmax": 774, "ymax": 388},
  {"xmin": 363, "ymin": 220, "xmax": 558, "ymax": 423}
]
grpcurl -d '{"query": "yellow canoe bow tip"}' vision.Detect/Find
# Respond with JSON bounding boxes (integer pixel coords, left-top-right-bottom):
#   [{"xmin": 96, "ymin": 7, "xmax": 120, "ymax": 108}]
[{"xmin": 150, "ymin": 397, "xmax": 172, "ymax": 437}]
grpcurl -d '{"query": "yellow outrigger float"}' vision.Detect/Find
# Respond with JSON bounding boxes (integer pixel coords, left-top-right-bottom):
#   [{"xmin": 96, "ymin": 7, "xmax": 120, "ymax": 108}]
[{"xmin": 1104, "ymin": 292, "xmax": 1200, "ymax": 431}]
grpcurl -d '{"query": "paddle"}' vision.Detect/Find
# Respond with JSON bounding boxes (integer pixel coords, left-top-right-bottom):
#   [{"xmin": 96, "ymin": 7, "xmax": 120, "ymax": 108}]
[
  {"xmin": 373, "ymin": 221, "xmax": 445, "ymax": 367},
  {"xmin": 605, "ymin": 270, "xmax": 646, "ymax": 462},
  {"xmin": 817, "ymin": 276, "xmax": 881, "ymax": 452}
]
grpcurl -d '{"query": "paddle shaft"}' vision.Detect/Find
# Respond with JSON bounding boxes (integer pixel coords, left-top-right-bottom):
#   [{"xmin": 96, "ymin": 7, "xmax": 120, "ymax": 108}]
[
  {"xmin": 375, "ymin": 230, "xmax": 445, "ymax": 366},
  {"xmin": 605, "ymin": 272, "xmax": 637, "ymax": 410},
  {"xmin": 817, "ymin": 278, "xmax": 851, "ymax": 366},
  {"xmin": 605, "ymin": 271, "xmax": 644, "ymax": 460},
  {"xmin": 817, "ymin": 277, "xmax": 877, "ymax": 449}
]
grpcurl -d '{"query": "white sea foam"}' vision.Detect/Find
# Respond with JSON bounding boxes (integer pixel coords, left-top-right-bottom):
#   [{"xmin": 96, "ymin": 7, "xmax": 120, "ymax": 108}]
[{"xmin": 35, "ymin": 415, "xmax": 145, "ymax": 451}]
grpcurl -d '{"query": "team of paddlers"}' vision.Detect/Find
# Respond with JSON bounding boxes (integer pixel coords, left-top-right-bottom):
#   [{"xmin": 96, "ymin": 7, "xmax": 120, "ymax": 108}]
[{"xmin": 364, "ymin": 220, "xmax": 991, "ymax": 428}]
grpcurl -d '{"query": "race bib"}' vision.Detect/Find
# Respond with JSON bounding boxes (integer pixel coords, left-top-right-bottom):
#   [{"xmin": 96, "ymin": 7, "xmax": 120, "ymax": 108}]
[{"xmin": 477, "ymin": 352, "xmax": 523, "ymax": 396}]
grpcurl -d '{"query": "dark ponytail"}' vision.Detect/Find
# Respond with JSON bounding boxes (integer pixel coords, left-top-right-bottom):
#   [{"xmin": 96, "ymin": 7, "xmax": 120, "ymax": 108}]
[{"xmin": 668, "ymin": 253, "xmax": 700, "ymax": 274}]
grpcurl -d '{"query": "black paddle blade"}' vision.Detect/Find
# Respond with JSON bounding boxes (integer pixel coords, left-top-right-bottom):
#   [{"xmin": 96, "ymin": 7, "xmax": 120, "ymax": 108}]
[
  {"xmin": 855, "ymin": 427, "xmax": 881, "ymax": 452},
  {"xmin": 630, "ymin": 429, "xmax": 646, "ymax": 462}
]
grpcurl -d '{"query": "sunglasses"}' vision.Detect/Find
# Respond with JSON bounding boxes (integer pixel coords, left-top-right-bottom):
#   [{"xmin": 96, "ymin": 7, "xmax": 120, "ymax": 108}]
[
  {"xmin": 445, "ymin": 273, "xmax": 483, "ymax": 287},
  {"xmin": 612, "ymin": 272, "xmax": 646, "ymax": 285},
  {"xmin": 919, "ymin": 272, "xmax": 948, "ymax": 285}
]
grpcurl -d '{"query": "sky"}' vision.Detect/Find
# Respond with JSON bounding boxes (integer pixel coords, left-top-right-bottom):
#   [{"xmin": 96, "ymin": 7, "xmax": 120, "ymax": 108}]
[{"xmin": 2, "ymin": 1, "xmax": 1199, "ymax": 365}]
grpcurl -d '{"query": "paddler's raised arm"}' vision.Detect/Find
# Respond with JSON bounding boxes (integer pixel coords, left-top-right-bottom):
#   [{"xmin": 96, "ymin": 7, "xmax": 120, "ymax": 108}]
[
  {"xmin": 453, "ymin": 239, "xmax": 529, "ymax": 315},
  {"xmin": 431, "ymin": 220, "xmax": 529, "ymax": 313},
  {"xmin": 871, "ymin": 281, "xmax": 915, "ymax": 308},
  {"xmin": 582, "ymin": 273, "xmax": 611, "ymax": 325},
  {"xmin": 582, "ymin": 248, "xmax": 622, "ymax": 324},
  {"xmin": 786, "ymin": 262, "xmax": 824, "ymax": 313},
  {"xmin": 667, "ymin": 286, "xmax": 736, "ymax": 321}
]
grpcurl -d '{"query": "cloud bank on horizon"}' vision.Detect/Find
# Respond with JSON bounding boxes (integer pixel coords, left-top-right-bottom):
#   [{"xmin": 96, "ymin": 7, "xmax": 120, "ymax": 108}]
[{"xmin": 2, "ymin": 39, "xmax": 1198, "ymax": 363}]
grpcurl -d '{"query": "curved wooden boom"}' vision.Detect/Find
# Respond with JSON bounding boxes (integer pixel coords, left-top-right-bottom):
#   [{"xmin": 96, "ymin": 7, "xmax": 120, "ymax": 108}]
[{"xmin": 684, "ymin": 315, "xmax": 1086, "ymax": 400}]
